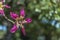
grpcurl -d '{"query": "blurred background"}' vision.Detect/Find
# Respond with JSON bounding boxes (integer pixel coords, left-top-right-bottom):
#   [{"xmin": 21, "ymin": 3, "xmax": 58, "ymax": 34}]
[{"xmin": 0, "ymin": 0, "xmax": 60, "ymax": 40}]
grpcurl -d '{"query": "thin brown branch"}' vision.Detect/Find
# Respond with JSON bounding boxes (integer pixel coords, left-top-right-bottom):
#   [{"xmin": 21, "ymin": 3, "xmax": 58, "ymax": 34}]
[{"xmin": 4, "ymin": 14, "xmax": 15, "ymax": 24}]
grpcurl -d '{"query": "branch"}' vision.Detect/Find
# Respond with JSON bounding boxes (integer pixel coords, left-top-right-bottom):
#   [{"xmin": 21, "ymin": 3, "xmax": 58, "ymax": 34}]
[{"xmin": 4, "ymin": 15, "xmax": 15, "ymax": 24}]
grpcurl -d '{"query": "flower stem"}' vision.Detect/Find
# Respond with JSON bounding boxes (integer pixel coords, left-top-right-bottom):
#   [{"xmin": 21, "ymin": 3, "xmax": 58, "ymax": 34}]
[{"xmin": 4, "ymin": 15, "xmax": 15, "ymax": 24}]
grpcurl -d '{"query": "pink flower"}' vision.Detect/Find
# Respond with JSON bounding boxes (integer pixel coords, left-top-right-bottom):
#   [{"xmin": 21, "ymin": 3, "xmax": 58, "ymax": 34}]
[
  {"xmin": 0, "ymin": 4, "xmax": 10, "ymax": 16},
  {"xmin": 10, "ymin": 24, "xmax": 18, "ymax": 33},
  {"xmin": 20, "ymin": 8, "xmax": 25, "ymax": 17},
  {"xmin": 10, "ymin": 8, "xmax": 32, "ymax": 35},
  {"xmin": 21, "ymin": 27, "xmax": 26, "ymax": 36},
  {"xmin": 10, "ymin": 8, "xmax": 25, "ymax": 20},
  {"xmin": 10, "ymin": 12, "xmax": 19, "ymax": 20},
  {"xmin": 0, "ymin": 10, "xmax": 4, "ymax": 16},
  {"xmin": 5, "ymin": 5, "xmax": 11, "ymax": 8},
  {"xmin": 25, "ymin": 18, "xmax": 32, "ymax": 23}
]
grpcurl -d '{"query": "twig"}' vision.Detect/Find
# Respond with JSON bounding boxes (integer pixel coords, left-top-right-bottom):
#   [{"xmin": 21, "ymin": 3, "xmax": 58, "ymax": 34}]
[{"xmin": 4, "ymin": 14, "xmax": 15, "ymax": 24}]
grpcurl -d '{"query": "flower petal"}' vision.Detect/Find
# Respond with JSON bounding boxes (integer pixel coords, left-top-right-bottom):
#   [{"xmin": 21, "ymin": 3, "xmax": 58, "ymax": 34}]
[
  {"xmin": 25, "ymin": 18, "xmax": 32, "ymax": 23},
  {"xmin": 21, "ymin": 26, "xmax": 26, "ymax": 36},
  {"xmin": 0, "ymin": 10, "xmax": 4, "ymax": 16},
  {"xmin": 10, "ymin": 12, "xmax": 19, "ymax": 20},
  {"xmin": 5, "ymin": 5, "xmax": 11, "ymax": 8},
  {"xmin": 20, "ymin": 8, "xmax": 25, "ymax": 17},
  {"xmin": 10, "ymin": 24, "xmax": 18, "ymax": 33}
]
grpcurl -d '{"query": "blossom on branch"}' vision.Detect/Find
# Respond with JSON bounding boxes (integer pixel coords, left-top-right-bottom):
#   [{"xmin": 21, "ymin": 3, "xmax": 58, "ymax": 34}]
[
  {"xmin": 0, "ymin": 1, "xmax": 10, "ymax": 16},
  {"xmin": 10, "ymin": 8, "xmax": 32, "ymax": 36}
]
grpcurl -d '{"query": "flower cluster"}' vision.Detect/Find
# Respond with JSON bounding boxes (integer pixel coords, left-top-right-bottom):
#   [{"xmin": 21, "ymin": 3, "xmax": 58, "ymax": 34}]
[
  {"xmin": 0, "ymin": 1, "xmax": 32, "ymax": 36},
  {"xmin": 0, "ymin": 2, "xmax": 10, "ymax": 16}
]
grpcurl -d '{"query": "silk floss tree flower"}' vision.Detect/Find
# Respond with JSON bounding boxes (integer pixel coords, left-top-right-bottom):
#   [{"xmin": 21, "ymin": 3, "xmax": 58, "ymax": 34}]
[
  {"xmin": 0, "ymin": 2, "xmax": 32, "ymax": 35},
  {"xmin": 0, "ymin": 1, "xmax": 10, "ymax": 16},
  {"xmin": 0, "ymin": 2, "xmax": 4, "ymax": 16},
  {"xmin": 0, "ymin": 1, "xmax": 13, "ymax": 24},
  {"xmin": 10, "ymin": 8, "xmax": 32, "ymax": 36}
]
